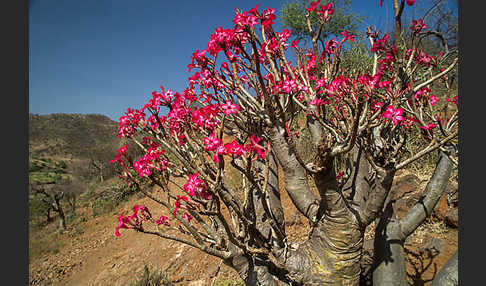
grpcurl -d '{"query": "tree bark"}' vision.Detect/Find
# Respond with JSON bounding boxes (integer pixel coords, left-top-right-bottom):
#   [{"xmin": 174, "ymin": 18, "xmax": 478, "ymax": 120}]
[
  {"xmin": 53, "ymin": 192, "xmax": 67, "ymax": 230},
  {"xmin": 268, "ymin": 122, "xmax": 320, "ymax": 222},
  {"xmin": 56, "ymin": 199, "xmax": 67, "ymax": 230},
  {"xmin": 45, "ymin": 206, "xmax": 52, "ymax": 223},
  {"xmin": 398, "ymin": 149, "xmax": 454, "ymax": 237},
  {"xmin": 372, "ymin": 149, "xmax": 454, "ymax": 286},
  {"xmin": 226, "ymin": 252, "xmax": 289, "ymax": 286},
  {"xmin": 372, "ymin": 201, "xmax": 408, "ymax": 286}
]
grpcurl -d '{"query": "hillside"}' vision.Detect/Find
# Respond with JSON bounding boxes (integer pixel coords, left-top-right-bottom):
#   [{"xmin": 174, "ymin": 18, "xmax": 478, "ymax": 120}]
[
  {"xmin": 29, "ymin": 113, "xmax": 121, "ymax": 183},
  {"xmin": 29, "ymin": 113, "xmax": 119, "ymax": 159},
  {"xmin": 29, "ymin": 168, "xmax": 458, "ymax": 286}
]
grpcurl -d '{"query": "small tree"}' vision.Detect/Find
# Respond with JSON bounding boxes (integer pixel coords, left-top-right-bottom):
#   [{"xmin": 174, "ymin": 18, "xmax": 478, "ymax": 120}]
[
  {"xmin": 110, "ymin": 1, "xmax": 458, "ymax": 285},
  {"xmin": 281, "ymin": 0, "xmax": 361, "ymax": 44},
  {"xmin": 62, "ymin": 177, "xmax": 85, "ymax": 215},
  {"xmin": 30, "ymin": 181, "xmax": 68, "ymax": 230},
  {"xmin": 88, "ymin": 142, "xmax": 120, "ymax": 182}
]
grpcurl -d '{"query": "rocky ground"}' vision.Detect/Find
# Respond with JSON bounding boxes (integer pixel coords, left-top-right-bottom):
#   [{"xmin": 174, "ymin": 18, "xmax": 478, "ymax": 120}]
[{"xmin": 29, "ymin": 169, "xmax": 458, "ymax": 286}]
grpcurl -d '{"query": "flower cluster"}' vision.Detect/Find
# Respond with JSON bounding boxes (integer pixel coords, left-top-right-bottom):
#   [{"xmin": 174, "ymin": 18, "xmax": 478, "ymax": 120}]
[
  {"xmin": 202, "ymin": 133, "xmax": 267, "ymax": 163},
  {"xmin": 110, "ymin": 144, "xmax": 128, "ymax": 165},
  {"xmin": 306, "ymin": 1, "xmax": 334, "ymax": 22},
  {"xmin": 155, "ymin": 215, "xmax": 170, "ymax": 226},
  {"xmin": 115, "ymin": 204, "xmax": 152, "ymax": 237},
  {"xmin": 118, "ymin": 108, "xmax": 146, "ymax": 138},
  {"xmin": 410, "ymin": 19, "xmax": 427, "ymax": 34},
  {"xmin": 132, "ymin": 139, "xmax": 169, "ymax": 178},
  {"xmin": 184, "ymin": 172, "xmax": 212, "ymax": 200},
  {"xmin": 173, "ymin": 195, "xmax": 194, "ymax": 223},
  {"xmin": 382, "ymin": 106, "xmax": 404, "ymax": 125},
  {"xmin": 112, "ymin": 1, "xmax": 457, "ymax": 239}
]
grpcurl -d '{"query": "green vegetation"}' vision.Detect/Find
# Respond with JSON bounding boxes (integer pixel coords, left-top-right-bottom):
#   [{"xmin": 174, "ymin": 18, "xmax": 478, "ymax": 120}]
[
  {"xmin": 90, "ymin": 184, "xmax": 139, "ymax": 217},
  {"xmin": 212, "ymin": 278, "xmax": 245, "ymax": 286},
  {"xmin": 28, "ymin": 113, "xmax": 142, "ymax": 264},
  {"xmin": 128, "ymin": 265, "xmax": 173, "ymax": 286},
  {"xmin": 29, "ymin": 113, "xmax": 118, "ymax": 157},
  {"xmin": 281, "ymin": 0, "xmax": 362, "ymax": 43}
]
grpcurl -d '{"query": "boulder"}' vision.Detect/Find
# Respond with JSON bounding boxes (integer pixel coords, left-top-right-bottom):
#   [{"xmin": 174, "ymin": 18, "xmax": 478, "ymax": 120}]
[
  {"xmin": 390, "ymin": 174, "xmax": 421, "ymax": 219},
  {"xmin": 444, "ymin": 208, "xmax": 459, "ymax": 228},
  {"xmin": 432, "ymin": 195, "xmax": 450, "ymax": 221},
  {"xmin": 419, "ymin": 236, "xmax": 443, "ymax": 256}
]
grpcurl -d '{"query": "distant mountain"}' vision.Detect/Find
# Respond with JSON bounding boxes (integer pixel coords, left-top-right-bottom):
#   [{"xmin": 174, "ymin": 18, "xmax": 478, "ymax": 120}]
[{"xmin": 29, "ymin": 113, "xmax": 119, "ymax": 159}]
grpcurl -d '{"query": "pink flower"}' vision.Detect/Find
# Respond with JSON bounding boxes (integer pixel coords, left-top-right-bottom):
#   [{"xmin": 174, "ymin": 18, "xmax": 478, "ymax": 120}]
[
  {"xmin": 382, "ymin": 106, "xmax": 405, "ymax": 125},
  {"xmin": 420, "ymin": 123, "xmax": 436, "ymax": 130},
  {"xmin": 213, "ymin": 144, "xmax": 227, "ymax": 163},
  {"xmin": 173, "ymin": 195, "xmax": 189, "ymax": 216},
  {"xmin": 410, "ymin": 19, "xmax": 427, "ymax": 34},
  {"xmin": 224, "ymin": 141, "xmax": 246, "ymax": 157},
  {"xmin": 429, "ymin": 95, "xmax": 438, "ymax": 106},
  {"xmin": 417, "ymin": 51, "xmax": 434, "ymax": 66},
  {"xmin": 319, "ymin": 3, "xmax": 334, "ymax": 22},
  {"xmin": 262, "ymin": 8, "xmax": 276, "ymax": 29},
  {"xmin": 110, "ymin": 144, "xmax": 128, "ymax": 165},
  {"xmin": 406, "ymin": 0, "xmax": 416, "ymax": 6},
  {"xmin": 188, "ymin": 72, "xmax": 201, "ymax": 86},
  {"xmin": 221, "ymin": 100, "xmax": 240, "ymax": 115},
  {"xmin": 248, "ymin": 4, "xmax": 260, "ymax": 15},
  {"xmin": 115, "ymin": 215, "xmax": 130, "ymax": 237},
  {"xmin": 291, "ymin": 39, "xmax": 299, "ymax": 49},
  {"xmin": 340, "ymin": 30, "xmax": 355, "ymax": 43},
  {"xmin": 446, "ymin": 96, "xmax": 458, "ymax": 105},
  {"xmin": 233, "ymin": 9, "xmax": 259, "ymax": 28},
  {"xmin": 117, "ymin": 108, "xmax": 146, "ymax": 138},
  {"xmin": 315, "ymin": 77, "xmax": 326, "ymax": 88},
  {"xmin": 203, "ymin": 133, "xmax": 222, "ymax": 151},
  {"xmin": 246, "ymin": 135, "xmax": 266, "ymax": 159},
  {"xmin": 183, "ymin": 213, "xmax": 193, "ymax": 223},
  {"xmin": 156, "ymin": 215, "xmax": 170, "ymax": 226},
  {"xmin": 306, "ymin": 0, "xmax": 321, "ymax": 12},
  {"xmin": 184, "ymin": 173, "xmax": 203, "ymax": 197},
  {"xmin": 371, "ymin": 34, "xmax": 390, "ymax": 52},
  {"xmin": 115, "ymin": 205, "xmax": 152, "ymax": 236}
]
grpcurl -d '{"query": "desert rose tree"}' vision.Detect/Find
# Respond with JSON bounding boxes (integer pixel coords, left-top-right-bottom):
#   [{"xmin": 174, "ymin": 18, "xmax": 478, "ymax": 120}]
[{"xmin": 110, "ymin": 0, "xmax": 458, "ymax": 285}]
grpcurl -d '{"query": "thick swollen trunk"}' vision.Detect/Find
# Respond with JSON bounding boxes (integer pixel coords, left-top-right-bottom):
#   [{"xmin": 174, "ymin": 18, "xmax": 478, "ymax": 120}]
[
  {"xmin": 284, "ymin": 211, "xmax": 363, "ymax": 285},
  {"xmin": 248, "ymin": 122, "xmax": 367, "ymax": 285},
  {"xmin": 228, "ymin": 216, "xmax": 365, "ymax": 285},
  {"xmin": 227, "ymin": 168, "xmax": 366, "ymax": 285},
  {"xmin": 225, "ymin": 254, "xmax": 288, "ymax": 286}
]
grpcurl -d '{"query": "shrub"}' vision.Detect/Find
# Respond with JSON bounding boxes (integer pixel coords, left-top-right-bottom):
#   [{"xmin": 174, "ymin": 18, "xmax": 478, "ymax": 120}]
[{"xmin": 129, "ymin": 265, "xmax": 172, "ymax": 286}]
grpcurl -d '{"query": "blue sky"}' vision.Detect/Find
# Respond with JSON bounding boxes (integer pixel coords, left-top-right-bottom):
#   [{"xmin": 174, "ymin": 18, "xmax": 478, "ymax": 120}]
[{"xmin": 29, "ymin": 0, "xmax": 447, "ymax": 121}]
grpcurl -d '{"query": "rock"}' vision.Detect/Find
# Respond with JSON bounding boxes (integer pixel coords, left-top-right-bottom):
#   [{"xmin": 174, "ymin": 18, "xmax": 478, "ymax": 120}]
[
  {"xmin": 390, "ymin": 174, "xmax": 422, "ymax": 219},
  {"xmin": 446, "ymin": 185, "xmax": 459, "ymax": 208},
  {"xmin": 444, "ymin": 208, "xmax": 459, "ymax": 228},
  {"xmin": 433, "ymin": 195, "xmax": 450, "ymax": 220},
  {"xmin": 285, "ymin": 212, "xmax": 302, "ymax": 226},
  {"xmin": 419, "ymin": 236, "xmax": 443, "ymax": 255},
  {"xmin": 206, "ymin": 262, "xmax": 220, "ymax": 277},
  {"xmin": 390, "ymin": 174, "xmax": 420, "ymax": 200}
]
